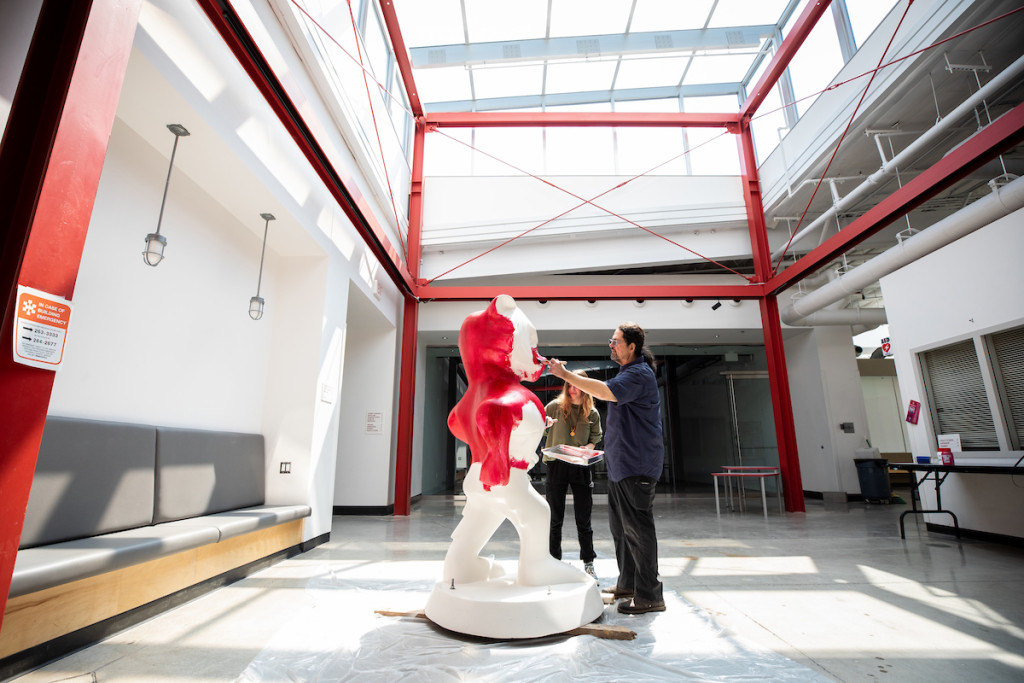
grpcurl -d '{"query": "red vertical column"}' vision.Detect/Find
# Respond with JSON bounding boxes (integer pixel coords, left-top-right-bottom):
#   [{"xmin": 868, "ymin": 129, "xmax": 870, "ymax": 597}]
[
  {"xmin": 759, "ymin": 295, "xmax": 805, "ymax": 512},
  {"xmin": 393, "ymin": 120, "xmax": 426, "ymax": 515},
  {"xmin": 737, "ymin": 121, "xmax": 805, "ymax": 512},
  {"xmin": 0, "ymin": 0, "xmax": 141, "ymax": 626}
]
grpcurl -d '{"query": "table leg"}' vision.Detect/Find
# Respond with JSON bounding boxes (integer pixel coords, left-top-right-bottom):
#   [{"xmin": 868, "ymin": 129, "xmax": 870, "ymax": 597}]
[
  {"xmin": 713, "ymin": 477, "xmax": 721, "ymax": 517},
  {"xmin": 776, "ymin": 473, "xmax": 784, "ymax": 514},
  {"xmin": 759, "ymin": 477, "xmax": 768, "ymax": 519}
]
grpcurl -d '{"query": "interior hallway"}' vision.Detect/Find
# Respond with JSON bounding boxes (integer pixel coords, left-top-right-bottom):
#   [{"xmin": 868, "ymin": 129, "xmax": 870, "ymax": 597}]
[{"xmin": 9, "ymin": 489, "xmax": 1024, "ymax": 682}]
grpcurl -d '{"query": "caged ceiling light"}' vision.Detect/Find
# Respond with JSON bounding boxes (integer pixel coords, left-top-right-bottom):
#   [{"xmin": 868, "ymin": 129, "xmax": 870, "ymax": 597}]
[
  {"xmin": 249, "ymin": 213, "xmax": 275, "ymax": 320},
  {"xmin": 143, "ymin": 124, "xmax": 190, "ymax": 266}
]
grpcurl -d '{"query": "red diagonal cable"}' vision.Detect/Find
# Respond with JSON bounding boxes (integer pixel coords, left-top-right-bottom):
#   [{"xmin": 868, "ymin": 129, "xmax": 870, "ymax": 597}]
[
  {"xmin": 290, "ymin": 0, "xmax": 415, "ymax": 119},
  {"xmin": 752, "ymin": 5, "xmax": 1024, "ymax": 126},
  {"xmin": 771, "ymin": 0, "xmax": 916, "ymax": 275},
  {"xmin": 344, "ymin": 0, "xmax": 408, "ymax": 262},
  {"xmin": 431, "ymin": 129, "xmax": 750, "ymax": 281}
]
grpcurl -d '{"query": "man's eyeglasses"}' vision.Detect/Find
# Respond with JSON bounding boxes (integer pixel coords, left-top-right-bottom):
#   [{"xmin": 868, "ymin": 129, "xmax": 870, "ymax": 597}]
[{"xmin": 608, "ymin": 339, "xmax": 620, "ymax": 346}]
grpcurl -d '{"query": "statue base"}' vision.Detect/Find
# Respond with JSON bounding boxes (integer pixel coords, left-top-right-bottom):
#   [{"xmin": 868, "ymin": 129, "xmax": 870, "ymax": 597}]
[{"xmin": 424, "ymin": 576, "xmax": 604, "ymax": 639}]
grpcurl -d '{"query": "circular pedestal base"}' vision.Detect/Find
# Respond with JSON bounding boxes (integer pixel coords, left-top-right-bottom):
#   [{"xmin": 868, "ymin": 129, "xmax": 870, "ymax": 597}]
[{"xmin": 425, "ymin": 577, "xmax": 604, "ymax": 639}]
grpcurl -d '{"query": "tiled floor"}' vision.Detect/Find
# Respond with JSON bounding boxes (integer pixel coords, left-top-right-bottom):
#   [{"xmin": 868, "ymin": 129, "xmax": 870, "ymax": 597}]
[{"xmin": 9, "ymin": 489, "xmax": 1024, "ymax": 682}]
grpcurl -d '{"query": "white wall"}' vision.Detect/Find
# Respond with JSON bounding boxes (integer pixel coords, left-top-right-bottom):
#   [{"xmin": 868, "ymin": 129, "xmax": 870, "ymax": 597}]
[
  {"xmin": 334, "ymin": 287, "xmax": 398, "ymax": 507},
  {"xmin": 860, "ymin": 375, "xmax": 909, "ymax": 454},
  {"xmin": 783, "ymin": 325, "xmax": 872, "ymax": 495},
  {"xmin": 880, "ymin": 207, "xmax": 1024, "ymax": 537},
  {"xmin": 49, "ymin": 120, "xmax": 280, "ymax": 433}
]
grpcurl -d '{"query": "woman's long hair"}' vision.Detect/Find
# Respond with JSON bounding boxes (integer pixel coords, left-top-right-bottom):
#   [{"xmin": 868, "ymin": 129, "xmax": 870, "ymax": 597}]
[{"xmin": 557, "ymin": 370, "xmax": 594, "ymax": 419}]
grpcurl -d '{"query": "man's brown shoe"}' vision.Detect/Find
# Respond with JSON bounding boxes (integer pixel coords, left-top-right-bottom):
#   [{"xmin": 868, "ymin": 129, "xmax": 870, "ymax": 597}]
[
  {"xmin": 617, "ymin": 597, "xmax": 666, "ymax": 614},
  {"xmin": 601, "ymin": 585, "xmax": 634, "ymax": 599}
]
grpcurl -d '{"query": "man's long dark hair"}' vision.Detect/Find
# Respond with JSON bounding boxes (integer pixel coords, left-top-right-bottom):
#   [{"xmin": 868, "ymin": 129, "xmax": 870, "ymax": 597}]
[{"xmin": 618, "ymin": 322, "xmax": 655, "ymax": 368}]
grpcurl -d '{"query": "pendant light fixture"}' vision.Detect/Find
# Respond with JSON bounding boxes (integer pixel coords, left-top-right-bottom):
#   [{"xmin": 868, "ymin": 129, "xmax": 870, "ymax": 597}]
[
  {"xmin": 249, "ymin": 213, "xmax": 275, "ymax": 320},
  {"xmin": 143, "ymin": 123, "xmax": 190, "ymax": 266}
]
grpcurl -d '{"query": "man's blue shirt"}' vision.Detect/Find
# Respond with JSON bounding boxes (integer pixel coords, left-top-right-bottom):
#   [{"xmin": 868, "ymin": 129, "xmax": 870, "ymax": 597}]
[{"xmin": 604, "ymin": 358, "xmax": 664, "ymax": 483}]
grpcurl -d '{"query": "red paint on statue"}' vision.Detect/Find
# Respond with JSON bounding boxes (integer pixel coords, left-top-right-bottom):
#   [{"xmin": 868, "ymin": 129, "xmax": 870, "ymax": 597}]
[{"xmin": 448, "ymin": 298, "xmax": 545, "ymax": 490}]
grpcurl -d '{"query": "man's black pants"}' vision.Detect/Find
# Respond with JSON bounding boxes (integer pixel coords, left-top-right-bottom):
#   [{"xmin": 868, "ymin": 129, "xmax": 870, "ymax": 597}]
[{"xmin": 607, "ymin": 475, "xmax": 663, "ymax": 602}]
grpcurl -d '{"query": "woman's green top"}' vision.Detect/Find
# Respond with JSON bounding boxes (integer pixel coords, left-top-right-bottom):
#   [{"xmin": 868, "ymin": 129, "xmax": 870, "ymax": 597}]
[{"xmin": 543, "ymin": 399, "xmax": 603, "ymax": 461}]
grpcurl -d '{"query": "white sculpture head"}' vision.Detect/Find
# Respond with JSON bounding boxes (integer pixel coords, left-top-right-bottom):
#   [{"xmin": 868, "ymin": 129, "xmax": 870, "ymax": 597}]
[{"xmin": 494, "ymin": 294, "xmax": 545, "ymax": 382}]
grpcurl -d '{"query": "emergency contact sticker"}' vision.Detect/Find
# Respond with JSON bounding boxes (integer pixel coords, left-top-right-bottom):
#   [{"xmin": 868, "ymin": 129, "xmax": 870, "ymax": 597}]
[{"xmin": 13, "ymin": 286, "xmax": 72, "ymax": 370}]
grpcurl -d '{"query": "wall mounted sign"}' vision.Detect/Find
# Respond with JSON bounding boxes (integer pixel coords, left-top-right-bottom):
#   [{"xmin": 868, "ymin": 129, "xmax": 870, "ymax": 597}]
[
  {"xmin": 365, "ymin": 411, "xmax": 384, "ymax": 435},
  {"xmin": 13, "ymin": 286, "xmax": 72, "ymax": 371},
  {"xmin": 881, "ymin": 336, "xmax": 892, "ymax": 356}
]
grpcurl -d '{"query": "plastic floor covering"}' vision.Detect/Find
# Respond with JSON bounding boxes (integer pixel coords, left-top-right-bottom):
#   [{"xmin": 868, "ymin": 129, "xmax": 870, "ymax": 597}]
[{"xmin": 235, "ymin": 560, "xmax": 829, "ymax": 682}]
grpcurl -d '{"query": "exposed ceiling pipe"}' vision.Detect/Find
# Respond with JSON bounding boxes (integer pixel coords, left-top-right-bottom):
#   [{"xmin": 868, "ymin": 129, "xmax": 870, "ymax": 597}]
[
  {"xmin": 781, "ymin": 173, "xmax": 1024, "ymax": 325},
  {"xmin": 786, "ymin": 307, "xmax": 888, "ymax": 327},
  {"xmin": 771, "ymin": 52, "xmax": 1024, "ymax": 261}
]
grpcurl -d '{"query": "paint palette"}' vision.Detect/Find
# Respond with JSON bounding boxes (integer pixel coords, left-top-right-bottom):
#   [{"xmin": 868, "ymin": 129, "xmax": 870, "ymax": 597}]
[{"xmin": 542, "ymin": 444, "xmax": 604, "ymax": 466}]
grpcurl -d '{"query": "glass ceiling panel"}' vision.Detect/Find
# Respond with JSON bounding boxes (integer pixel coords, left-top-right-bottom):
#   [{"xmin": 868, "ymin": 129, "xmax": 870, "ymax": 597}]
[
  {"xmin": 390, "ymin": 0, "xmax": 464, "ymax": 46},
  {"xmin": 548, "ymin": 0, "xmax": 634, "ymax": 38},
  {"xmin": 393, "ymin": 0, "xmax": 816, "ymax": 111},
  {"xmin": 463, "ymin": 0, "xmax": 548, "ymax": 43},
  {"xmin": 472, "ymin": 63, "xmax": 546, "ymax": 100},
  {"xmin": 545, "ymin": 60, "xmax": 617, "ymax": 94},
  {"xmin": 615, "ymin": 128, "xmax": 689, "ymax": 175},
  {"xmin": 614, "ymin": 55, "xmax": 688, "ymax": 90},
  {"xmin": 787, "ymin": 11, "xmax": 844, "ymax": 116},
  {"xmin": 472, "ymin": 127, "xmax": 545, "ymax": 174},
  {"xmin": 545, "ymin": 102, "xmax": 614, "ymax": 113},
  {"xmin": 847, "ymin": 0, "xmax": 898, "ymax": 49},
  {"xmin": 413, "ymin": 66, "xmax": 473, "ymax": 103},
  {"xmin": 684, "ymin": 53, "xmax": 762, "ymax": 85},
  {"xmin": 708, "ymin": 0, "xmax": 794, "ymax": 28},
  {"xmin": 629, "ymin": 0, "xmax": 716, "ymax": 32},
  {"xmin": 683, "ymin": 95, "xmax": 743, "ymax": 113}
]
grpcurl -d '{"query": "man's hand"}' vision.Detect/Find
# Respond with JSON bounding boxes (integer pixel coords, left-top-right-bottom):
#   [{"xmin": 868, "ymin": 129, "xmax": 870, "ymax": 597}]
[{"xmin": 545, "ymin": 358, "xmax": 568, "ymax": 379}]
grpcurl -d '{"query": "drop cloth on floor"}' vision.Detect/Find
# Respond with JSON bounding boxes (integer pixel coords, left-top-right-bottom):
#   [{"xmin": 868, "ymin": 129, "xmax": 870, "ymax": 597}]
[{"xmin": 236, "ymin": 561, "xmax": 829, "ymax": 682}]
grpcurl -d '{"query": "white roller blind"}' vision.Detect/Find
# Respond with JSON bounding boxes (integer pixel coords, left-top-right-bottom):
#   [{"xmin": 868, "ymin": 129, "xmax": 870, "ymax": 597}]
[
  {"xmin": 921, "ymin": 340, "xmax": 999, "ymax": 450},
  {"xmin": 991, "ymin": 325, "xmax": 1024, "ymax": 449}
]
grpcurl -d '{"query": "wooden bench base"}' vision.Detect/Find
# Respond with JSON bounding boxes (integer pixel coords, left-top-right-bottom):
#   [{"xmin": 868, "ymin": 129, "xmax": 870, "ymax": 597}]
[{"xmin": 0, "ymin": 519, "xmax": 304, "ymax": 658}]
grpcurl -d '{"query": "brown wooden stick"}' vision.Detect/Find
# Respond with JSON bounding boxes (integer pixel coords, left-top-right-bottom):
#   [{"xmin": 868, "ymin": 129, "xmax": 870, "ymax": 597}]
[{"xmin": 374, "ymin": 609, "xmax": 636, "ymax": 641}]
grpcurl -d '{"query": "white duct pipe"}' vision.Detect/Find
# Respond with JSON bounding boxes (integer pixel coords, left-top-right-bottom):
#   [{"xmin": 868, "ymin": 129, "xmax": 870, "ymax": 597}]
[
  {"xmin": 781, "ymin": 173, "xmax": 1024, "ymax": 324},
  {"xmin": 772, "ymin": 53, "xmax": 1024, "ymax": 260},
  {"xmin": 787, "ymin": 307, "xmax": 888, "ymax": 327}
]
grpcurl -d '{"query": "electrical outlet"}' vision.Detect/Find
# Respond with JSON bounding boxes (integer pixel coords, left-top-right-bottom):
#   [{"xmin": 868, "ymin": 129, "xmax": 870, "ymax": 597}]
[{"xmin": 279, "ymin": 462, "xmax": 292, "ymax": 474}]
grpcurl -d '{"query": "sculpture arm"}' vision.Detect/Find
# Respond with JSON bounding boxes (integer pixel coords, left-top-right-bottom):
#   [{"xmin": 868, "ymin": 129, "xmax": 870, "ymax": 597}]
[{"xmin": 475, "ymin": 399, "xmax": 518, "ymax": 490}]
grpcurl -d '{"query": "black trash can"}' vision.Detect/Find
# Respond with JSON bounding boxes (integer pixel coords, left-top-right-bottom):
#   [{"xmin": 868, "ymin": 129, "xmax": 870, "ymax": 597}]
[{"xmin": 854, "ymin": 458, "xmax": 891, "ymax": 502}]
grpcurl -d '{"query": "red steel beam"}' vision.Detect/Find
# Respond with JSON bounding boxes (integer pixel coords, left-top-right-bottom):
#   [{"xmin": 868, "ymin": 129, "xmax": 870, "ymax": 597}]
[
  {"xmin": 414, "ymin": 284, "xmax": 764, "ymax": 301},
  {"xmin": 426, "ymin": 111, "xmax": 741, "ymax": 129},
  {"xmin": 737, "ymin": 123, "xmax": 804, "ymax": 511},
  {"xmin": 760, "ymin": 295, "xmax": 805, "ymax": 511},
  {"xmin": 741, "ymin": 0, "xmax": 832, "ymax": 119},
  {"xmin": 394, "ymin": 296, "xmax": 418, "ymax": 516},
  {"xmin": 0, "ymin": 0, "xmax": 142, "ymax": 629},
  {"xmin": 738, "ymin": 124, "xmax": 774, "ymax": 284},
  {"xmin": 393, "ymin": 122, "xmax": 427, "ymax": 516},
  {"xmin": 195, "ymin": 0, "xmax": 414, "ymax": 295},
  {"xmin": 767, "ymin": 98, "xmax": 1024, "ymax": 295},
  {"xmin": 378, "ymin": 0, "xmax": 422, "ymax": 117}
]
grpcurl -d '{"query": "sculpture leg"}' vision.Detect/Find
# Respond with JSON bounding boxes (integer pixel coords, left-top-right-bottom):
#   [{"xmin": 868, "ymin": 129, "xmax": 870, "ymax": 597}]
[
  {"xmin": 443, "ymin": 464, "xmax": 506, "ymax": 584},
  {"xmin": 504, "ymin": 469, "xmax": 591, "ymax": 586}
]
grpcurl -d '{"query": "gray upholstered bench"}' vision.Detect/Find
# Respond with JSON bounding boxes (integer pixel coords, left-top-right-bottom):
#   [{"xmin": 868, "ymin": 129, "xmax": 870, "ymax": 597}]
[
  {"xmin": 2, "ymin": 417, "xmax": 310, "ymax": 663},
  {"xmin": 10, "ymin": 418, "xmax": 309, "ymax": 598}
]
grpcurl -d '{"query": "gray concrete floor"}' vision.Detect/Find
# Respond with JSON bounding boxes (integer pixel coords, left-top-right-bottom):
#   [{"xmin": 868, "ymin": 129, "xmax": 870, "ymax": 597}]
[{"xmin": 10, "ymin": 488, "xmax": 1024, "ymax": 682}]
